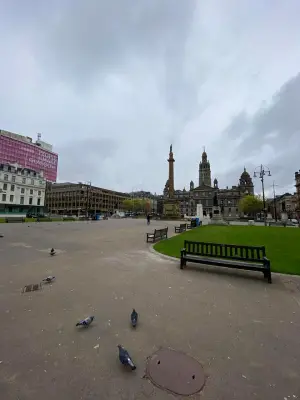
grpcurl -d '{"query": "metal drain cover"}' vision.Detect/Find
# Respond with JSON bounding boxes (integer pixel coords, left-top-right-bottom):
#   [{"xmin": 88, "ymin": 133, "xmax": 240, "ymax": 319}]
[
  {"xmin": 146, "ymin": 348, "xmax": 205, "ymax": 396},
  {"xmin": 22, "ymin": 283, "xmax": 41, "ymax": 293}
]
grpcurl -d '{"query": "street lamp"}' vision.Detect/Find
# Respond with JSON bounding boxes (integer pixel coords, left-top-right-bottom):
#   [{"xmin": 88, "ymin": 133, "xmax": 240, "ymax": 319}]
[{"xmin": 253, "ymin": 165, "xmax": 271, "ymax": 226}]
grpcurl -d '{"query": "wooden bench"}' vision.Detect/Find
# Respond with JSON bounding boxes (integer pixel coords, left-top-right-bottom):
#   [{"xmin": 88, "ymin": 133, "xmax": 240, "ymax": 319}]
[
  {"xmin": 5, "ymin": 217, "xmax": 25, "ymax": 223},
  {"xmin": 175, "ymin": 223, "xmax": 187, "ymax": 233},
  {"xmin": 187, "ymin": 220, "xmax": 197, "ymax": 229},
  {"xmin": 180, "ymin": 240, "xmax": 272, "ymax": 283},
  {"xmin": 146, "ymin": 227, "xmax": 168, "ymax": 243}
]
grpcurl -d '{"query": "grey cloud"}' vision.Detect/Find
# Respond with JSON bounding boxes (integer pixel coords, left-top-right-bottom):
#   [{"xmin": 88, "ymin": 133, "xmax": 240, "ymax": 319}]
[
  {"xmin": 36, "ymin": 1, "xmax": 196, "ymax": 83},
  {"xmin": 1, "ymin": 1, "xmax": 300, "ymax": 195},
  {"xmin": 221, "ymin": 72, "xmax": 300, "ymax": 192},
  {"xmin": 225, "ymin": 111, "xmax": 249, "ymax": 139},
  {"xmin": 57, "ymin": 137, "xmax": 117, "ymax": 184},
  {"xmin": 235, "ymin": 72, "xmax": 300, "ymax": 155}
]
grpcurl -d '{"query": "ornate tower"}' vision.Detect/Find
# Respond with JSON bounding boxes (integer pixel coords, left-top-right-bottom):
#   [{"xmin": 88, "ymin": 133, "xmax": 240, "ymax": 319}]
[
  {"xmin": 199, "ymin": 148, "xmax": 212, "ymax": 186},
  {"xmin": 168, "ymin": 144, "xmax": 175, "ymax": 198},
  {"xmin": 239, "ymin": 167, "xmax": 254, "ymax": 194},
  {"xmin": 190, "ymin": 180, "xmax": 194, "ymax": 191}
]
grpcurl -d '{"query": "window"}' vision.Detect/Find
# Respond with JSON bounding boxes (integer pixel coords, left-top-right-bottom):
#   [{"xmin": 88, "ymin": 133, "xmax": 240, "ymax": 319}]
[
  {"xmin": 38, "ymin": 190, "xmax": 41, "ymax": 196},
  {"xmin": 2, "ymin": 194, "xmax": 6, "ymax": 201},
  {"xmin": 4, "ymin": 174, "xmax": 8, "ymax": 181},
  {"xmin": 228, "ymin": 207, "xmax": 231, "ymax": 213},
  {"xmin": 29, "ymin": 197, "xmax": 33, "ymax": 205},
  {"xmin": 10, "ymin": 195, "xmax": 14, "ymax": 202},
  {"xmin": 12, "ymin": 176, "xmax": 16, "ymax": 182},
  {"xmin": 39, "ymin": 180, "xmax": 43, "ymax": 185},
  {"xmin": 21, "ymin": 188, "xmax": 25, "ymax": 194},
  {"xmin": 37, "ymin": 198, "xmax": 41, "ymax": 206},
  {"xmin": 3, "ymin": 183, "xmax": 7, "ymax": 190},
  {"xmin": 11, "ymin": 185, "xmax": 15, "ymax": 191},
  {"xmin": 30, "ymin": 189, "xmax": 33, "ymax": 195},
  {"xmin": 20, "ymin": 196, "xmax": 24, "ymax": 205},
  {"xmin": 31, "ymin": 179, "xmax": 34, "ymax": 185},
  {"xmin": 22, "ymin": 178, "xmax": 26, "ymax": 184}
]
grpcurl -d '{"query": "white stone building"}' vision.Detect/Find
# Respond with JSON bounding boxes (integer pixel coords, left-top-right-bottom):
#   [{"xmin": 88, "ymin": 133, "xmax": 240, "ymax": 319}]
[{"xmin": 0, "ymin": 163, "xmax": 46, "ymax": 215}]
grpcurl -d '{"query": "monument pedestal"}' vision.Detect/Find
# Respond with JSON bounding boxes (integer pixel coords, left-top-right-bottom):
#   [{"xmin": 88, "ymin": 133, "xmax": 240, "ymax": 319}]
[
  {"xmin": 209, "ymin": 206, "xmax": 229, "ymax": 226},
  {"xmin": 163, "ymin": 199, "xmax": 180, "ymax": 220}
]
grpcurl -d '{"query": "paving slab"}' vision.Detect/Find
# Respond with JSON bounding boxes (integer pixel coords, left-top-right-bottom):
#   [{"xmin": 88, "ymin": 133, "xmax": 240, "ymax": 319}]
[{"xmin": 0, "ymin": 219, "xmax": 299, "ymax": 399}]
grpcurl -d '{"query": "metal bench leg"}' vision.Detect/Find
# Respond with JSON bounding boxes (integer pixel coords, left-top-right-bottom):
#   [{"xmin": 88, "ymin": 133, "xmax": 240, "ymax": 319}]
[
  {"xmin": 180, "ymin": 257, "xmax": 184, "ymax": 269},
  {"xmin": 268, "ymin": 271, "xmax": 272, "ymax": 284}
]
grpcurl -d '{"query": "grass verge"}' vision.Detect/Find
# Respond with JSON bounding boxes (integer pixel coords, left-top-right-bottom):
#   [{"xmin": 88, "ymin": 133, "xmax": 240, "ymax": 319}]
[{"xmin": 153, "ymin": 225, "xmax": 300, "ymax": 275}]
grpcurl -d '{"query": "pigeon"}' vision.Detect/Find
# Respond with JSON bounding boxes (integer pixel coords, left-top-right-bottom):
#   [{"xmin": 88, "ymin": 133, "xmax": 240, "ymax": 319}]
[
  {"xmin": 42, "ymin": 276, "xmax": 55, "ymax": 283},
  {"xmin": 50, "ymin": 248, "xmax": 56, "ymax": 256},
  {"xmin": 130, "ymin": 309, "xmax": 138, "ymax": 328},
  {"xmin": 117, "ymin": 345, "xmax": 136, "ymax": 370},
  {"xmin": 0, "ymin": 234, "xmax": 3, "ymax": 238},
  {"xmin": 76, "ymin": 316, "xmax": 94, "ymax": 327}
]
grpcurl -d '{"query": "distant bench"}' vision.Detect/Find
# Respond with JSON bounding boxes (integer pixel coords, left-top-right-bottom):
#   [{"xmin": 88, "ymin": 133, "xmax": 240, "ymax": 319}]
[
  {"xmin": 62, "ymin": 217, "xmax": 76, "ymax": 221},
  {"xmin": 180, "ymin": 240, "xmax": 272, "ymax": 283},
  {"xmin": 5, "ymin": 217, "xmax": 25, "ymax": 223},
  {"xmin": 146, "ymin": 227, "xmax": 168, "ymax": 243},
  {"xmin": 175, "ymin": 223, "xmax": 187, "ymax": 233},
  {"xmin": 187, "ymin": 220, "xmax": 198, "ymax": 229}
]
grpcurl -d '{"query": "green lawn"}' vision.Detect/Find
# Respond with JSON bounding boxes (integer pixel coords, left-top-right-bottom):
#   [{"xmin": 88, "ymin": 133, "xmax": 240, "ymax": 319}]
[{"xmin": 154, "ymin": 225, "xmax": 300, "ymax": 276}]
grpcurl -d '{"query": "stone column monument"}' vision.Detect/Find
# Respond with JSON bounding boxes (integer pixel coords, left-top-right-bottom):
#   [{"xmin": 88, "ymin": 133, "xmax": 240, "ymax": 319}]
[{"xmin": 163, "ymin": 145, "xmax": 180, "ymax": 219}]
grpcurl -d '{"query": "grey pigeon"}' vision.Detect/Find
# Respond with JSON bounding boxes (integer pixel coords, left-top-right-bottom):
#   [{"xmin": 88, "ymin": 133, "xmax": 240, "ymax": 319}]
[
  {"xmin": 76, "ymin": 316, "xmax": 94, "ymax": 327},
  {"xmin": 42, "ymin": 276, "xmax": 55, "ymax": 283},
  {"xmin": 130, "ymin": 309, "xmax": 138, "ymax": 328},
  {"xmin": 117, "ymin": 345, "xmax": 136, "ymax": 370},
  {"xmin": 0, "ymin": 234, "xmax": 3, "ymax": 238},
  {"xmin": 50, "ymin": 248, "xmax": 56, "ymax": 256}
]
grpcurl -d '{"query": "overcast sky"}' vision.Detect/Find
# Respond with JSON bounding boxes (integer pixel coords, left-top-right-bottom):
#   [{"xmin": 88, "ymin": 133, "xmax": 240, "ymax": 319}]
[{"xmin": 1, "ymin": 0, "xmax": 300, "ymax": 196}]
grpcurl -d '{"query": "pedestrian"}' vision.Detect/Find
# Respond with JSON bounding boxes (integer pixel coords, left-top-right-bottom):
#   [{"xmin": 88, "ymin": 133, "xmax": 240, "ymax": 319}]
[{"xmin": 147, "ymin": 214, "xmax": 150, "ymax": 225}]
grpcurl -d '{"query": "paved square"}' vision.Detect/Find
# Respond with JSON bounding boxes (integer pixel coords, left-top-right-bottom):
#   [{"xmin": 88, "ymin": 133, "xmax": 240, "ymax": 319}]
[{"xmin": 1, "ymin": 219, "xmax": 300, "ymax": 399}]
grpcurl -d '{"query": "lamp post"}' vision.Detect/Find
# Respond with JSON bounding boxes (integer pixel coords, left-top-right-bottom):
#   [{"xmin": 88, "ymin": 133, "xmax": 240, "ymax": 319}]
[{"xmin": 253, "ymin": 165, "xmax": 271, "ymax": 226}]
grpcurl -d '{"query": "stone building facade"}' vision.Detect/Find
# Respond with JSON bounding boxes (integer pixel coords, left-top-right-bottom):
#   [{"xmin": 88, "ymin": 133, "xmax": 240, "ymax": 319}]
[
  {"xmin": 45, "ymin": 182, "xmax": 130, "ymax": 215},
  {"xmin": 163, "ymin": 149, "xmax": 254, "ymax": 218},
  {"xmin": 0, "ymin": 162, "xmax": 46, "ymax": 215}
]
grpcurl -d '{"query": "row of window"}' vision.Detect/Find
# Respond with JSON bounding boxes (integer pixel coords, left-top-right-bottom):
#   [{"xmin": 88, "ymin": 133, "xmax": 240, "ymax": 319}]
[
  {"xmin": 1, "ymin": 183, "xmax": 42, "ymax": 195},
  {"xmin": 2, "ymin": 174, "xmax": 44, "ymax": 185},
  {"xmin": 1, "ymin": 194, "xmax": 42, "ymax": 205}
]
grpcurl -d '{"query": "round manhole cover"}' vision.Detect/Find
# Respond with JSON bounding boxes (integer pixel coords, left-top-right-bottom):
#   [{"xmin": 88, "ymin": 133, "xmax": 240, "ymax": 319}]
[{"xmin": 146, "ymin": 348, "xmax": 205, "ymax": 396}]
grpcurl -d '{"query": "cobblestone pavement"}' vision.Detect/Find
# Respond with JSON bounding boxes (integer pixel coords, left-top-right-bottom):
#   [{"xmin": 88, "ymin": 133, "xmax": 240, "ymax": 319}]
[{"xmin": 0, "ymin": 219, "xmax": 300, "ymax": 399}]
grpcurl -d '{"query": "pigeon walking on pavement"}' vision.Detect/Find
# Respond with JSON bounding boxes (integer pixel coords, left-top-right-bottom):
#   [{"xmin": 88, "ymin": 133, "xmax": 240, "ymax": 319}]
[
  {"xmin": 50, "ymin": 248, "xmax": 56, "ymax": 256},
  {"xmin": 76, "ymin": 316, "xmax": 95, "ymax": 327},
  {"xmin": 42, "ymin": 276, "xmax": 55, "ymax": 283},
  {"xmin": 130, "ymin": 309, "xmax": 138, "ymax": 328},
  {"xmin": 117, "ymin": 345, "xmax": 136, "ymax": 370}
]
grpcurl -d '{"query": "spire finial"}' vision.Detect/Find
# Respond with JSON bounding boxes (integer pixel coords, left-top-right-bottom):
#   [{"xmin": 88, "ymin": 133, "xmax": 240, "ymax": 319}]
[{"xmin": 170, "ymin": 144, "xmax": 172, "ymax": 153}]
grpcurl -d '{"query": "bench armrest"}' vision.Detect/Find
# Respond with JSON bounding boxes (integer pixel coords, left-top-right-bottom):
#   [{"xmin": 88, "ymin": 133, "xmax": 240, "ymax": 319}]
[
  {"xmin": 263, "ymin": 256, "xmax": 270, "ymax": 266},
  {"xmin": 181, "ymin": 248, "xmax": 186, "ymax": 256}
]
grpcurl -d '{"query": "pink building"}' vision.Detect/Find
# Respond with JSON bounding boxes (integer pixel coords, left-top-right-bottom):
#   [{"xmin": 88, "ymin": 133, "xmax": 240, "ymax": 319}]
[{"xmin": 0, "ymin": 130, "xmax": 58, "ymax": 182}]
